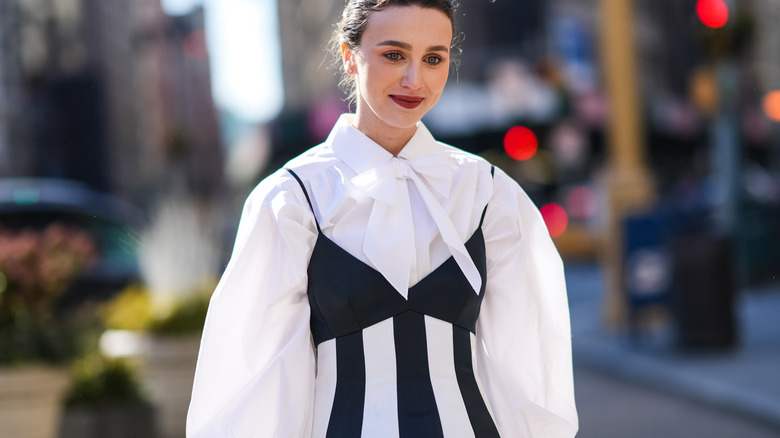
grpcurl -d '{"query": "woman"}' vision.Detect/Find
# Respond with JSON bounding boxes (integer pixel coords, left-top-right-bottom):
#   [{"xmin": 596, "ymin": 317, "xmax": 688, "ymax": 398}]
[{"xmin": 187, "ymin": 0, "xmax": 578, "ymax": 436}]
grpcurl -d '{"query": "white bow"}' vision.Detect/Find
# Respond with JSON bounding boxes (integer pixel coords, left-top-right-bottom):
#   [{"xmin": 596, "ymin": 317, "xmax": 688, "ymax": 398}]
[{"xmin": 351, "ymin": 154, "xmax": 482, "ymax": 299}]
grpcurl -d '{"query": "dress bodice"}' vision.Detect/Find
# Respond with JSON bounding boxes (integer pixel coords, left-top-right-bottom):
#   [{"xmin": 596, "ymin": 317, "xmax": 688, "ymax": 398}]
[
  {"xmin": 307, "ymin": 228, "xmax": 487, "ymax": 346},
  {"xmin": 287, "ymin": 168, "xmax": 500, "ymax": 438}
]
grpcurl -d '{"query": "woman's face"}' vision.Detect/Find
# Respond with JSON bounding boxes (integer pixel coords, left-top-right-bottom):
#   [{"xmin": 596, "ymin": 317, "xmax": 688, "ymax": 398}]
[{"xmin": 345, "ymin": 6, "xmax": 452, "ymax": 139}]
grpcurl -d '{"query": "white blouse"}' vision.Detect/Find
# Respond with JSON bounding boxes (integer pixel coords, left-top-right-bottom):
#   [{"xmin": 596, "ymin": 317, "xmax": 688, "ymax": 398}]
[{"xmin": 187, "ymin": 114, "xmax": 578, "ymax": 437}]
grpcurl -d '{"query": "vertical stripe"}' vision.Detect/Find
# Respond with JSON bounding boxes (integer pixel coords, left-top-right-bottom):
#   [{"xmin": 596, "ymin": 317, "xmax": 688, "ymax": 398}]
[
  {"xmin": 312, "ymin": 340, "xmax": 338, "ymax": 438},
  {"xmin": 470, "ymin": 334, "xmax": 498, "ymax": 423},
  {"xmin": 425, "ymin": 316, "xmax": 475, "ymax": 438},
  {"xmin": 361, "ymin": 320, "xmax": 399, "ymax": 437},
  {"xmin": 326, "ymin": 331, "xmax": 365, "ymax": 438},
  {"xmin": 394, "ymin": 311, "xmax": 444, "ymax": 437},
  {"xmin": 453, "ymin": 326, "xmax": 501, "ymax": 437}
]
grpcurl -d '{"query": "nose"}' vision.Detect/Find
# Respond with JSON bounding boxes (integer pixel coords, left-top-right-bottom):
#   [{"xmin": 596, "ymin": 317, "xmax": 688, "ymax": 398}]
[{"xmin": 400, "ymin": 62, "xmax": 423, "ymax": 90}]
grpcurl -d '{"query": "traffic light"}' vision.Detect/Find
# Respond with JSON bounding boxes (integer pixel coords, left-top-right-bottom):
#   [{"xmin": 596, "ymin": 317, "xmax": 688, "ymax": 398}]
[
  {"xmin": 503, "ymin": 126, "xmax": 538, "ymax": 161},
  {"xmin": 696, "ymin": 0, "xmax": 729, "ymax": 29}
]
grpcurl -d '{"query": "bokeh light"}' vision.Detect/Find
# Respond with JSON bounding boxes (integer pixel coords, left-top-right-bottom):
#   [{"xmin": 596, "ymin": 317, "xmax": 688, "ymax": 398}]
[
  {"xmin": 550, "ymin": 122, "xmax": 587, "ymax": 167},
  {"xmin": 762, "ymin": 90, "xmax": 780, "ymax": 122},
  {"xmin": 690, "ymin": 67, "xmax": 719, "ymax": 115},
  {"xmin": 696, "ymin": 0, "xmax": 729, "ymax": 29},
  {"xmin": 540, "ymin": 203, "xmax": 569, "ymax": 238},
  {"xmin": 566, "ymin": 186, "xmax": 597, "ymax": 220},
  {"xmin": 503, "ymin": 126, "xmax": 538, "ymax": 161}
]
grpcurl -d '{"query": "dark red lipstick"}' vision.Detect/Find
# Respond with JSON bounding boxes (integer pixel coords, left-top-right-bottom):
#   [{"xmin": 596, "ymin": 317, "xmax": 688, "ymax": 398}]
[{"xmin": 390, "ymin": 95, "xmax": 424, "ymax": 109}]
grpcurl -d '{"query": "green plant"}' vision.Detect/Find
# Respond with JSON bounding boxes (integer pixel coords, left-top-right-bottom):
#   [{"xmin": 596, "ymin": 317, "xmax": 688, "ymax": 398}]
[
  {"xmin": 100, "ymin": 281, "xmax": 213, "ymax": 336},
  {"xmin": 149, "ymin": 291, "xmax": 211, "ymax": 335},
  {"xmin": 0, "ymin": 224, "xmax": 97, "ymax": 365},
  {"xmin": 63, "ymin": 354, "xmax": 148, "ymax": 408},
  {"xmin": 99, "ymin": 283, "xmax": 154, "ymax": 332}
]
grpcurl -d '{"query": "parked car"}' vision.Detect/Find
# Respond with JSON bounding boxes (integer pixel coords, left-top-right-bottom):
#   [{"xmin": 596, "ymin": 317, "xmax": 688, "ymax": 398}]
[{"xmin": 0, "ymin": 178, "xmax": 146, "ymax": 305}]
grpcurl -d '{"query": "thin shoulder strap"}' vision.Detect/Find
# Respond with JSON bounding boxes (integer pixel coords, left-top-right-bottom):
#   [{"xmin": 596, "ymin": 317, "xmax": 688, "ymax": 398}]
[
  {"xmin": 478, "ymin": 166, "xmax": 496, "ymax": 229},
  {"xmin": 285, "ymin": 168, "xmax": 322, "ymax": 233}
]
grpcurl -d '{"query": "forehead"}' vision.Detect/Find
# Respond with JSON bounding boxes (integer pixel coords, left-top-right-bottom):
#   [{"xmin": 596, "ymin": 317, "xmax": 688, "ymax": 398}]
[{"xmin": 362, "ymin": 6, "xmax": 453, "ymax": 48}]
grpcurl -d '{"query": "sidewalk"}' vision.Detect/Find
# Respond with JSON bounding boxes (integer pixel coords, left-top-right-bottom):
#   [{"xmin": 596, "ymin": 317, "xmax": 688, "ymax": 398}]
[{"xmin": 565, "ymin": 263, "xmax": 780, "ymax": 431}]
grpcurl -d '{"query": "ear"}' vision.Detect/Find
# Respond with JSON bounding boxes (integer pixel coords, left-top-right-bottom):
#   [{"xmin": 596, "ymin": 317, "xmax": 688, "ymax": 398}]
[{"xmin": 341, "ymin": 43, "xmax": 356, "ymax": 76}]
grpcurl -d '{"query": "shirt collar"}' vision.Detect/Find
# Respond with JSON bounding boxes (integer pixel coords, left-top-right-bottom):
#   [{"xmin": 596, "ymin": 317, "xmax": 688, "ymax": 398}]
[{"xmin": 327, "ymin": 114, "xmax": 447, "ymax": 175}]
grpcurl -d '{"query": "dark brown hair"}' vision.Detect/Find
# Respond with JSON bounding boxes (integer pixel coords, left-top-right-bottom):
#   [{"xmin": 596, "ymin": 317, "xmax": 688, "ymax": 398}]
[{"xmin": 330, "ymin": 0, "xmax": 461, "ymax": 102}]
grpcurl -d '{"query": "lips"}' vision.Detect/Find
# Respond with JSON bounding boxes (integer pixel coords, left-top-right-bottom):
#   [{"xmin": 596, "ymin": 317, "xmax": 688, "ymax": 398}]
[{"xmin": 390, "ymin": 95, "xmax": 424, "ymax": 109}]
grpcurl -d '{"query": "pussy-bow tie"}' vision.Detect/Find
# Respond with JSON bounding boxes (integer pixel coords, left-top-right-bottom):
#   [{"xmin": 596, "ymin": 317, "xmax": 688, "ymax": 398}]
[{"xmin": 351, "ymin": 154, "xmax": 482, "ymax": 299}]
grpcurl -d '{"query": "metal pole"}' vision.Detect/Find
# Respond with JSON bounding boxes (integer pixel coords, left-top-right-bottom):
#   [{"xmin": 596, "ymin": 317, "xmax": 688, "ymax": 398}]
[{"xmin": 599, "ymin": 0, "xmax": 655, "ymax": 328}]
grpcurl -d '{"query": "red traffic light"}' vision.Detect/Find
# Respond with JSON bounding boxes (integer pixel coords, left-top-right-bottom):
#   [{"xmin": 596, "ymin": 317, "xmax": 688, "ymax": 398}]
[
  {"xmin": 696, "ymin": 0, "xmax": 729, "ymax": 29},
  {"xmin": 503, "ymin": 126, "xmax": 538, "ymax": 161}
]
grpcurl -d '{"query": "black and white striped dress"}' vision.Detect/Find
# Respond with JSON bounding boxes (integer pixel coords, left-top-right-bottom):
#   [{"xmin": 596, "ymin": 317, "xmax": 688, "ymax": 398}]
[{"xmin": 289, "ymin": 168, "xmax": 500, "ymax": 438}]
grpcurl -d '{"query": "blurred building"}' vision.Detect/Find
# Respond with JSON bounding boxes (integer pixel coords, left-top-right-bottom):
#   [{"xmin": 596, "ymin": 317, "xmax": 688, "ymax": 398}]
[
  {"xmin": 276, "ymin": 0, "xmax": 345, "ymax": 113},
  {"xmin": 0, "ymin": 0, "xmax": 15, "ymax": 176},
  {"xmin": 0, "ymin": 0, "xmax": 223, "ymax": 205},
  {"xmin": 754, "ymin": 1, "xmax": 780, "ymax": 92},
  {"xmin": 133, "ymin": 5, "xmax": 224, "ymax": 198}
]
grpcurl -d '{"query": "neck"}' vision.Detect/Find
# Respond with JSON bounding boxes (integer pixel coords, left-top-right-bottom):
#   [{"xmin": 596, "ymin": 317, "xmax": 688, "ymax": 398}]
[{"xmin": 352, "ymin": 110, "xmax": 417, "ymax": 157}]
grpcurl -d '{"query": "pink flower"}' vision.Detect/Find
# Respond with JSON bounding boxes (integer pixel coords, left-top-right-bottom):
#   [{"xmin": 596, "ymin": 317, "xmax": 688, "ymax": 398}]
[{"xmin": 0, "ymin": 223, "xmax": 96, "ymax": 318}]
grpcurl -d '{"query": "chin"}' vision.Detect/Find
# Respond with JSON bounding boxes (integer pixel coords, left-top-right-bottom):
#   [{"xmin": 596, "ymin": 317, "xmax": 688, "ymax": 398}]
[
  {"xmin": 380, "ymin": 107, "xmax": 428, "ymax": 128},
  {"xmin": 386, "ymin": 116, "xmax": 422, "ymax": 129}
]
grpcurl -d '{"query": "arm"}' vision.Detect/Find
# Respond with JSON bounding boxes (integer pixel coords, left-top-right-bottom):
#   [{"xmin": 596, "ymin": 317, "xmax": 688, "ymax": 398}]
[
  {"xmin": 187, "ymin": 174, "xmax": 317, "ymax": 437},
  {"xmin": 476, "ymin": 168, "xmax": 578, "ymax": 437}
]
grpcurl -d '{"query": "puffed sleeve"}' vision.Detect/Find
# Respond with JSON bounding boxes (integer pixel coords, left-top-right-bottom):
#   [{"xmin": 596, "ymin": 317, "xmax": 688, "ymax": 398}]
[
  {"xmin": 476, "ymin": 168, "xmax": 578, "ymax": 437},
  {"xmin": 187, "ymin": 172, "xmax": 317, "ymax": 437}
]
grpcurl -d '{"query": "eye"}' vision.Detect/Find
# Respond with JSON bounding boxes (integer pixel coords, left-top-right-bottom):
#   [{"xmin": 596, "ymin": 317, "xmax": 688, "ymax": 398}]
[
  {"xmin": 384, "ymin": 52, "xmax": 403, "ymax": 61},
  {"xmin": 425, "ymin": 55, "xmax": 444, "ymax": 66}
]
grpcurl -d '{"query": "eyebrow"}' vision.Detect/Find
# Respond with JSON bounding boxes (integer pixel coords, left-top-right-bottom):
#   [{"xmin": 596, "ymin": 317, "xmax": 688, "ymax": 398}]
[{"xmin": 376, "ymin": 40, "xmax": 449, "ymax": 53}]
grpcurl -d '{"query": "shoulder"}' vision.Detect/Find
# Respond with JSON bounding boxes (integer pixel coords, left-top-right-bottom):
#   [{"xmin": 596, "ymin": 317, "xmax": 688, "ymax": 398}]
[
  {"xmin": 282, "ymin": 143, "xmax": 340, "ymax": 182},
  {"xmin": 239, "ymin": 169, "xmax": 302, "ymax": 226},
  {"xmin": 435, "ymin": 141, "xmax": 496, "ymax": 194},
  {"xmin": 242, "ymin": 141, "xmax": 336, "ymax": 221},
  {"xmin": 438, "ymin": 141, "xmax": 492, "ymax": 171},
  {"xmin": 434, "ymin": 142, "xmax": 540, "ymax": 232},
  {"xmin": 486, "ymin": 164, "xmax": 536, "ymax": 210},
  {"xmin": 232, "ymin": 164, "xmax": 321, "ymax": 251},
  {"xmin": 243, "ymin": 143, "xmax": 338, "ymax": 212},
  {"xmin": 430, "ymin": 138, "xmax": 533, "ymax": 200},
  {"xmin": 482, "ymin": 164, "xmax": 547, "ymax": 240}
]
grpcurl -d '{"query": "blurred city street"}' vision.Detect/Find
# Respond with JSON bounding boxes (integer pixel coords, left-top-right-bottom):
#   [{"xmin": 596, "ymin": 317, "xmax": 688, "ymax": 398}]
[
  {"xmin": 574, "ymin": 365, "xmax": 780, "ymax": 438},
  {"xmin": 566, "ymin": 262, "xmax": 780, "ymax": 437},
  {"xmin": 2, "ymin": 0, "xmax": 780, "ymax": 437}
]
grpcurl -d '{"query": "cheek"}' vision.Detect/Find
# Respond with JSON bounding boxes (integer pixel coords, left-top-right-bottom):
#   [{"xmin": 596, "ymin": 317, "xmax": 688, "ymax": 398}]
[
  {"xmin": 429, "ymin": 69, "xmax": 450, "ymax": 93},
  {"xmin": 359, "ymin": 64, "xmax": 393, "ymax": 94},
  {"xmin": 370, "ymin": 64, "xmax": 398, "ymax": 88}
]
